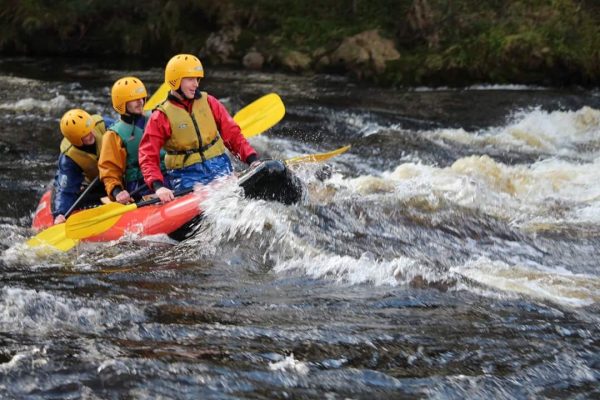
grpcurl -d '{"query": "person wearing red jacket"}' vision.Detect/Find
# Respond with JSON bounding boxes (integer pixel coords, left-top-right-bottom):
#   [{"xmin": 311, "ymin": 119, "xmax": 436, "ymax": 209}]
[{"xmin": 139, "ymin": 54, "xmax": 259, "ymax": 203}]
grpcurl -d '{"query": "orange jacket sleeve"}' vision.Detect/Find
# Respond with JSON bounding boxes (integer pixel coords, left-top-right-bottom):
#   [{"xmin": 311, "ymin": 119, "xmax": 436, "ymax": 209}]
[{"xmin": 98, "ymin": 130, "xmax": 127, "ymax": 200}]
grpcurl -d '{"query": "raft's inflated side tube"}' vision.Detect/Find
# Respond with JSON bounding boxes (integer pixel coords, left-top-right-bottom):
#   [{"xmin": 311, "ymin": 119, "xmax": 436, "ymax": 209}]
[
  {"xmin": 238, "ymin": 159, "xmax": 303, "ymax": 205},
  {"xmin": 167, "ymin": 215, "xmax": 203, "ymax": 241},
  {"xmin": 168, "ymin": 160, "xmax": 303, "ymax": 241}
]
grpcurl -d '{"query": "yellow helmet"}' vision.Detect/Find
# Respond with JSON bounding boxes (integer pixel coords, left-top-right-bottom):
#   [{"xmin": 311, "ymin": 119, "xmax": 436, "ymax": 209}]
[
  {"xmin": 165, "ymin": 54, "xmax": 204, "ymax": 90},
  {"xmin": 60, "ymin": 109, "xmax": 93, "ymax": 146},
  {"xmin": 111, "ymin": 76, "xmax": 147, "ymax": 114}
]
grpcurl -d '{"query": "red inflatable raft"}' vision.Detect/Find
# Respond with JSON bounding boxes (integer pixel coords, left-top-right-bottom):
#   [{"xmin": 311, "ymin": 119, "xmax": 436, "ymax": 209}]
[{"xmin": 31, "ymin": 160, "xmax": 302, "ymax": 243}]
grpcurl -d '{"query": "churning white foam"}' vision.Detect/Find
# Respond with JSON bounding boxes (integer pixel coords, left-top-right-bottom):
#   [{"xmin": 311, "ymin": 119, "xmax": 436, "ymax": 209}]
[
  {"xmin": 0, "ymin": 94, "xmax": 69, "ymax": 113},
  {"xmin": 334, "ymin": 154, "xmax": 600, "ymax": 228},
  {"xmin": 274, "ymin": 253, "xmax": 445, "ymax": 287},
  {"xmin": 452, "ymin": 257, "xmax": 600, "ymax": 307},
  {"xmin": 269, "ymin": 354, "xmax": 310, "ymax": 375},
  {"xmin": 0, "ymin": 286, "xmax": 144, "ymax": 334},
  {"xmin": 435, "ymin": 106, "xmax": 600, "ymax": 159},
  {"xmin": 195, "ymin": 177, "xmax": 293, "ymax": 242}
]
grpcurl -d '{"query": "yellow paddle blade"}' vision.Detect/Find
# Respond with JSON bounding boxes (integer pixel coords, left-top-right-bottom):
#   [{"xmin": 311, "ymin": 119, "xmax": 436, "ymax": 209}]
[
  {"xmin": 26, "ymin": 223, "xmax": 79, "ymax": 252},
  {"xmin": 144, "ymin": 82, "xmax": 170, "ymax": 111},
  {"xmin": 66, "ymin": 202, "xmax": 138, "ymax": 239},
  {"xmin": 285, "ymin": 145, "xmax": 351, "ymax": 165},
  {"xmin": 234, "ymin": 93, "xmax": 285, "ymax": 138}
]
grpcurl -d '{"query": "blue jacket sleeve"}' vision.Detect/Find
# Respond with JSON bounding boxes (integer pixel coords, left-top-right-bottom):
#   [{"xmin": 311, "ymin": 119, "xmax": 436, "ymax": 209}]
[
  {"xmin": 52, "ymin": 154, "xmax": 85, "ymax": 217},
  {"xmin": 104, "ymin": 115, "xmax": 116, "ymax": 129}
]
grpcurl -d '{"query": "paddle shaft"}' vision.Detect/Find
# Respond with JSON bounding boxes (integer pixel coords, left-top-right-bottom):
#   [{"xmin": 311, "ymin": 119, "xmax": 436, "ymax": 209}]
[
  {"xmin": 284, "ymin": 145, "xmax": 351, "ymax": 165},
  {"xmin": 129, "ymin": 182, "xmax": 148, "ymax": 197},
  {"xmin": 64, "ymin": 176, "xmax": 100, "ymax": 218},
  {"xmin": 89, "ymin": 148, "xmax": 346, "ymax": 215},
  {"xmin": 100, "ymin": 182, "xmax": 148, "ymax": 204},
  {"xmin": 64, "ymin": 147, "xmax": 350, "ymax": 241},
  {"xmin": 112, "ymin": 145, "xmax": 348, "ymax": 209},
  {"xmin": 75, "ymin": 146, "xmax": 346, "ymax": 218},
  {"xmin": 136, "ymin": 187, "xmax": 194, "ymax": 207}
]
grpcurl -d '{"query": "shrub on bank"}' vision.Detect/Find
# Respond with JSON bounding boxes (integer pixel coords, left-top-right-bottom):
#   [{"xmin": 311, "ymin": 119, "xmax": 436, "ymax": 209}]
[{"xmin": 0, "ymin": 0, "xmax": 597, "ymax": 86}]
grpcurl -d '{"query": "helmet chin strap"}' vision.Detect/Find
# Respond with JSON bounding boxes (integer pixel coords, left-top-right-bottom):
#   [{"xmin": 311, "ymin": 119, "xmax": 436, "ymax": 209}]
[
  {"xmin": 121, "ymin": 112, "xmax": 141, "ymax": 124},
  {"xmin": 176, "ymin": 87, "xmax": 193, "ymax": 100},
  {"xmin": 123, "ymin": 104, "xmax": 144, "ymax": 118},
  {"xmin": 175, "ymin": 86, "xmax": 202, "ymax": 100}
]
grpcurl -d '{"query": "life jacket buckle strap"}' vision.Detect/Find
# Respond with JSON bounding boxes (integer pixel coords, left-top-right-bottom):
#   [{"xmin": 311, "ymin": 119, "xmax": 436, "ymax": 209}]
[
  {"xmin": 165, "ymin": 135, "xmax": 220, "ymax": 157},
  {"xmin": 166, "ymin": 148, "xmax": 199, "ymax": 156}
]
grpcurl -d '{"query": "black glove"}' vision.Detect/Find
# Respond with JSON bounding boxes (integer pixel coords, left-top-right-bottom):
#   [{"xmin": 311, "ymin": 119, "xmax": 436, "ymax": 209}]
[{"xmin": 246, "ymin": 153, "xmax": 259, "ymax": 165}]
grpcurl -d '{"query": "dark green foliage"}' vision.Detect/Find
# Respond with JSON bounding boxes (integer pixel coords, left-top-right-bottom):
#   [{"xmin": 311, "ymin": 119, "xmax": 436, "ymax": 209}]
[
  {"xmin": 0, "ymin": 0, "xmax": 224, "ymax": 56},
  {"xmin": 0, "ymin": 0, "xmax": 598, "ymax": 86}
]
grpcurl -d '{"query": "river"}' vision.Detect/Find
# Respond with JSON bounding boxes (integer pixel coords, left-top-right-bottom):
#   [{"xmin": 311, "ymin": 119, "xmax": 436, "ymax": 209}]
[{"xmin": 0, "ymin": 56, "xmax": 599, "ymax": 399}]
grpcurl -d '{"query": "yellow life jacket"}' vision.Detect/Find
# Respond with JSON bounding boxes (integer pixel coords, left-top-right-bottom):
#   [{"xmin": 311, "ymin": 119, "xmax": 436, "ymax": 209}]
[
  {"xmin": 59, "ymin": 114, "xmax": 106, "ymax": 181},
  {"xmin": 157, "ymin": 92, "xmax": 226, "ymax": 170}
]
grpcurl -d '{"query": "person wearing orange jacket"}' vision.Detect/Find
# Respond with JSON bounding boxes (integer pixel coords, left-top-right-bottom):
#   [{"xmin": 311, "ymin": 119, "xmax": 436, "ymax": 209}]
[
  {"xmin": 98, "ymin": 76, "xmax": 166, "ymax": 204},
  {"xmin": 138, "ymin": 54, "xmax": 259, "ymax": 204},
  {"xmin": 53, "ymin": 109, "xmax": 108, "ymax": 224}
]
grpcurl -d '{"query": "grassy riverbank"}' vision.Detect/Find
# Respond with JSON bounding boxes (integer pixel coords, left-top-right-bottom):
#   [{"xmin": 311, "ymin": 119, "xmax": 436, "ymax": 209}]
[{"xmin": 1, "ymin": 0, "xmax": 598, "ymax": 86}]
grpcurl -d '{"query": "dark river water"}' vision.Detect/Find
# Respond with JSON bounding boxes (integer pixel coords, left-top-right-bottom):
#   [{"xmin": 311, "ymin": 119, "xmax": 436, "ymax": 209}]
[{"xmin": 0, "ymin": 57, "xmax": 599, "ymax": 399}]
